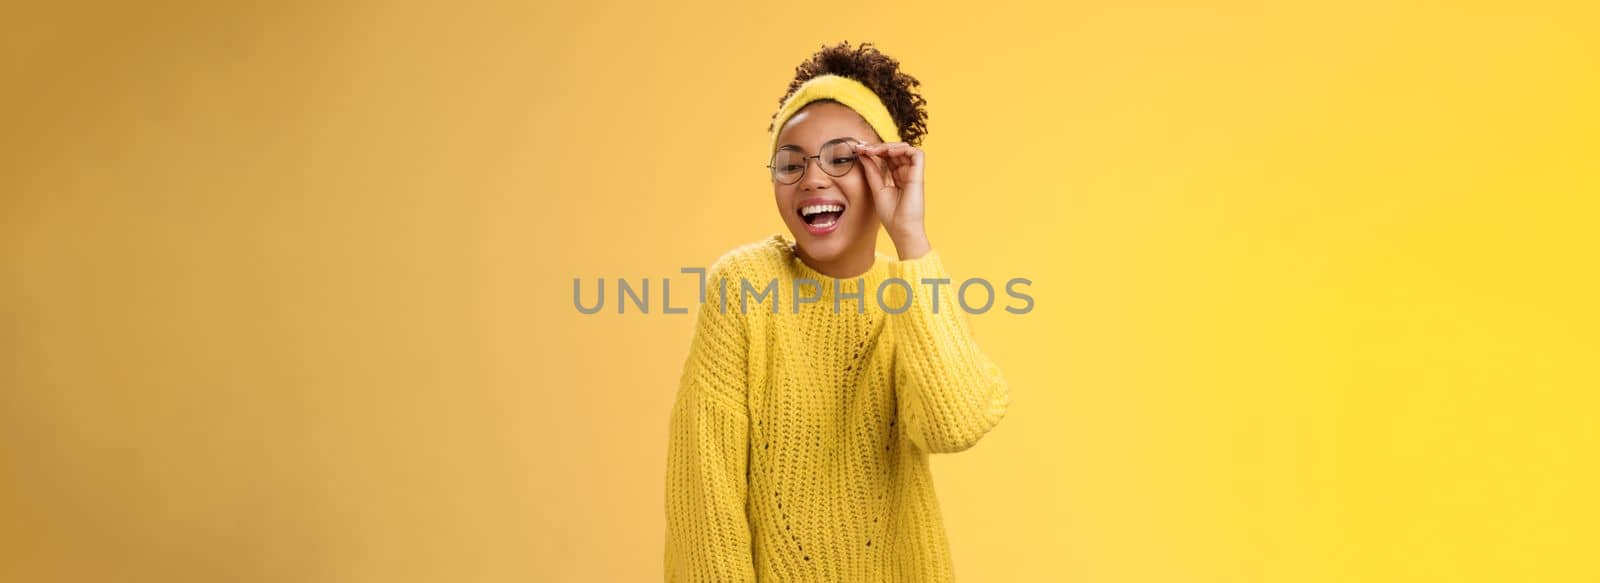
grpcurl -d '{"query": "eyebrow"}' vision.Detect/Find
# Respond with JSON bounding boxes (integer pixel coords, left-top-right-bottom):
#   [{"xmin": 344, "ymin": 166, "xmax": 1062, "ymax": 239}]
[{"xmin": 777, "ymin": 137, "xmax": 861, "ymax": 151}]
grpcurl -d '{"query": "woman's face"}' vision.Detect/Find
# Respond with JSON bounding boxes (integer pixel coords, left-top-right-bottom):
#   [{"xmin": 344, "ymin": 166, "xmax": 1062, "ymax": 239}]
[{"xmin": 772, "ymin": 101, "xmax": 881, "ymax": 267}]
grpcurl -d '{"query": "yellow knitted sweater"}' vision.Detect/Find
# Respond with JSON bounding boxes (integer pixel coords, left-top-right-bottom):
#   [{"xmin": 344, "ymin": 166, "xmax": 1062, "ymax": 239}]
[{"xmin": 664, "ymin": 234, "xmax": 1011, "ymax": 582}]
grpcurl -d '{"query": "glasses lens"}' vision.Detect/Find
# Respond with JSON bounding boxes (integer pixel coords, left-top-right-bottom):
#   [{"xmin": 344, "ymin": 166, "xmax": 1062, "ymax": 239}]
[
  {"xmin": 771, "ymin": 150, "xmax": 805, "ymax": 184},
  {"xmin": 819, "ymin": 140, "xmax": 858, "ymax": 177}
]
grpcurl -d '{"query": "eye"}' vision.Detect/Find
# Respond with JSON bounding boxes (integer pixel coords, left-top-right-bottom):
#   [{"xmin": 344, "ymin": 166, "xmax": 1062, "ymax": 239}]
[
  {"xmin": 782, "ymin": 164, "xmax": 803, "ymax": 172},
  {"xmin": 832, "ymin": 156, "xmax": 856, "ymax": 164}
]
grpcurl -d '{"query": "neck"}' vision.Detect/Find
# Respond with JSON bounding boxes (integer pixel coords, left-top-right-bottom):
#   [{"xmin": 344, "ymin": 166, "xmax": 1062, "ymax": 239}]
[{"xmin": 796, "ymin": 238, "xmax": 878, "ymax": 279}]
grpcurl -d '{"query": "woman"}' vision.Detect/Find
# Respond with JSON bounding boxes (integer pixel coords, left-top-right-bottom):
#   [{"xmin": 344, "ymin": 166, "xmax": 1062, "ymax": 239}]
[{"xmin": 664, "ymin": 41, "xmax": 1011, "ymax": 582}]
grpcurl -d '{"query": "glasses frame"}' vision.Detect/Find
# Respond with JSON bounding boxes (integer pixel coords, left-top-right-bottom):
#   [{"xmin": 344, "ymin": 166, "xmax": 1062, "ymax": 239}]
[{"xmin": 766, "ymin": 137, "xmax": 865, "ymax": 185}]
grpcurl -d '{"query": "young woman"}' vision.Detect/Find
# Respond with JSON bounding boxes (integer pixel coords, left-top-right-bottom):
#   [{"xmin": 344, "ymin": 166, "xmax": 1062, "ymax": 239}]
[{"xmin": 664, "ymin": 41, "xmax": 1011, "ymax": 582}]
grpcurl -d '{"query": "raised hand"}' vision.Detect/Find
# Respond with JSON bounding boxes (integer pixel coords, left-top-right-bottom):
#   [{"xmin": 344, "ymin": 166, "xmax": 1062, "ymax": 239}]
[{"xmin": 853, "ymin": 141, "xmax": 931, "ymax": 260}]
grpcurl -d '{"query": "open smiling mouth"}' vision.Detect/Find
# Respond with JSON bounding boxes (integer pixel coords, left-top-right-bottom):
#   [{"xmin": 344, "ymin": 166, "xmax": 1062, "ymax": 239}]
[{"xmin": 797, "ymin": 201, "xmax": 846, "ymax": 235}]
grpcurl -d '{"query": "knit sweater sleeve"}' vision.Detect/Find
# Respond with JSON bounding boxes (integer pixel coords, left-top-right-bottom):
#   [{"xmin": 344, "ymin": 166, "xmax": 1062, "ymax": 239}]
[
  {"xmin": 664, "ymin": 259, "xmax": 757, "ymax": 582},
  {"xmin": 888, "ymin": 250, "xmax": 1012, "ymax": 454}
]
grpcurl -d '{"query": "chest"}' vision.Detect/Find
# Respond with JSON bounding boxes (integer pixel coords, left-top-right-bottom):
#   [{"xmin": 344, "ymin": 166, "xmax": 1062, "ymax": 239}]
[{"xmin": 743, "ymin": 307, "xmax": 899, "ymax": 454}]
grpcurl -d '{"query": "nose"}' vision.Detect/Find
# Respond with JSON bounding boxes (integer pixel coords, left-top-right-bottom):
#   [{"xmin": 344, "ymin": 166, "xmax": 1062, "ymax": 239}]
[{"xmin": 798, "ymin": 158, "xmax": 832, "ymax": 191}]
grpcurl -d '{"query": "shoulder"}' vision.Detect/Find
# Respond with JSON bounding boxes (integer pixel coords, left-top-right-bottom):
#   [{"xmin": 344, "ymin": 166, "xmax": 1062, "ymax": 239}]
[
  {"xmin": 688, "ymin": 236, "xmax": 792, "ymax": 340},
  {"xmin": 704, "ymin": 233, "xmax": 796, "ymax": 284}
]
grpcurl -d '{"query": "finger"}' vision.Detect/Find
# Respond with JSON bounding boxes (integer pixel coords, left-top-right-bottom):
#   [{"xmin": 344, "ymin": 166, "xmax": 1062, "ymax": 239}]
[
  {"xmin": 868, "ymin": 142, "xmax": 915, "ymax": 160},
  {"xmin": 876, "ymin": 149, "xmax": 910, "ymax": 185},
  {"xmin": 858, "ymin": 153, "xmax": 900, "ymax": 213},
  {"xmin": 853, "ymin": 142, "xmax": 905, "ymax": 188},
  {"xmin": 885, "ymin": 154, "xmax": 907, "ymax": 187},
  {"xmin": 857, "ymin": 150, "xmax": 894, "ymax": 190},
  {"xmin": 874, "ymin": 143, "xmax": 920, "ymax": 165},
  {"xmin": 858, "ymin": 141, "xmax": 907, "ymax": 152},
  {"xmin": 876, "ymin": 143, "xmax": 923, "ymax": 185},
  {"xmin": 869, "ymin": 144, "xmax": 910, "ymax": 169}
]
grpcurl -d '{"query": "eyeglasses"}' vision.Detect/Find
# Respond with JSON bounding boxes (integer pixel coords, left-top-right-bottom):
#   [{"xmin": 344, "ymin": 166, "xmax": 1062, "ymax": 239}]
[{"xmin": 766, "ymin": 138, "xmax": 864, "ymax": 185}]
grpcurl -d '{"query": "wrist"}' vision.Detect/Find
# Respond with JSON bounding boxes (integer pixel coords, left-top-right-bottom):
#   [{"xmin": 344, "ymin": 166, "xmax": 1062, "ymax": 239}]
[{"xmin": 890, "ymin": 227, "xmax": 931, "ymax": 260}]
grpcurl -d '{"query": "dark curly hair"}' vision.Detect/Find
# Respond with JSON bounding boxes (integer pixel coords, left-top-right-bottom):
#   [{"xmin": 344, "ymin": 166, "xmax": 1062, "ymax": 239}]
[{"xmin": 768, "ymin": 41, "xmax": 929, "ymax": 147}]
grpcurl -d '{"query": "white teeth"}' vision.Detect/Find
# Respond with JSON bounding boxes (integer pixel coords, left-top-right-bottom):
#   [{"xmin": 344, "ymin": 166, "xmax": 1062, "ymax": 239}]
[{"xmin": 799, "ymin": 203, "xmax": 844, "ymax": 216}]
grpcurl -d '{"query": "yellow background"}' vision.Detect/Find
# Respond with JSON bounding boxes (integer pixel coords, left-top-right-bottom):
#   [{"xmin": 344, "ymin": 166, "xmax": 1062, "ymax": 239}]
[{"xmin": 3, "ymin": 1, "xmax": 1597, "ymax": 581}]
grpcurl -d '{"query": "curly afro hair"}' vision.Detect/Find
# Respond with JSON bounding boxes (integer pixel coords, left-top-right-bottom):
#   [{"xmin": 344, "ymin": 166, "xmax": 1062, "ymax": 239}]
[{"xmin": 768, "ymin": 41, "xmax": 929, "ymax": 147}]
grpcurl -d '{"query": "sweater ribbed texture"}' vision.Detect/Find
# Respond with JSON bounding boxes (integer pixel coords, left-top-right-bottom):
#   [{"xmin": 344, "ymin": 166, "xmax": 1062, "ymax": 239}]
[{"xmin": 665, "ymin": 234, "xmax": 1011, "ymax": 582}]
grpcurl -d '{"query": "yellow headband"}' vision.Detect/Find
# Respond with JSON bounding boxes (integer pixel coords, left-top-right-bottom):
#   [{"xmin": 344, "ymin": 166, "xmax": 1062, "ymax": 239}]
[{"xmin": 769, "ymin": 74, "xmax": 902, "ymax": 157}]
